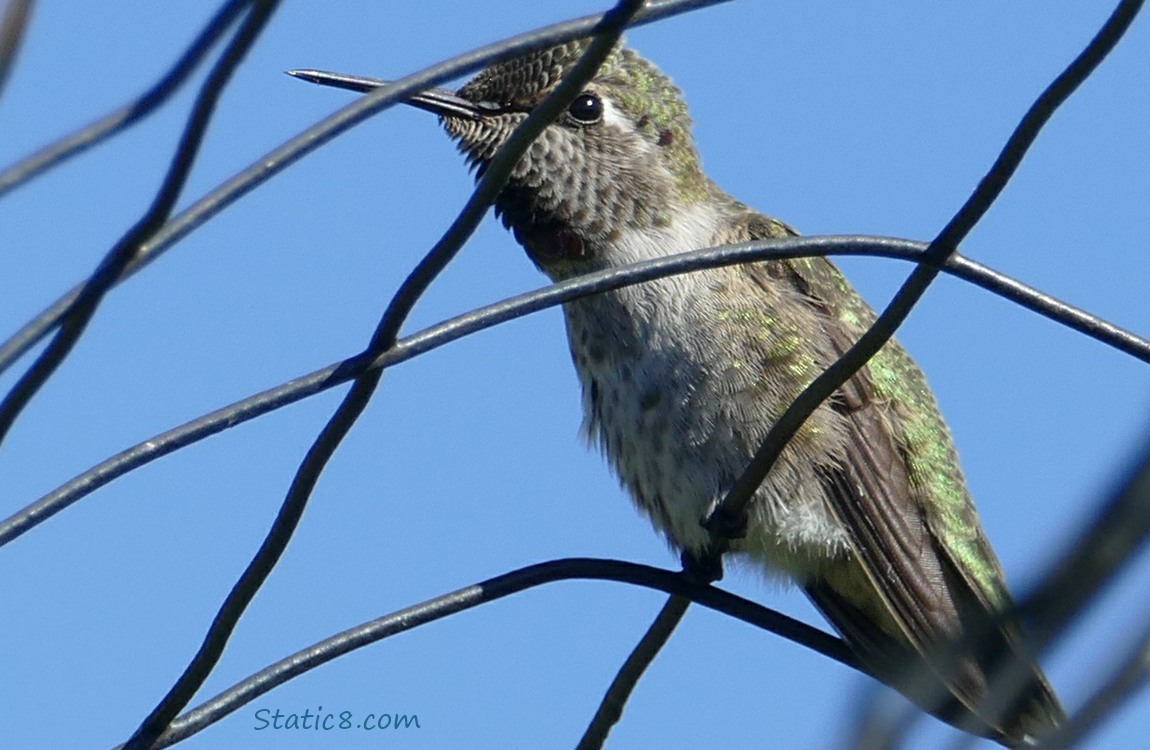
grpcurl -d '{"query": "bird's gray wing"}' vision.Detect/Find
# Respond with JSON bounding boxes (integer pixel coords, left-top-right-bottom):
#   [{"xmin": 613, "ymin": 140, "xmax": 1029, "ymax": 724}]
[{"xmin": 735, "ymin": 215, "xmax": 1059, "ymax": 742}]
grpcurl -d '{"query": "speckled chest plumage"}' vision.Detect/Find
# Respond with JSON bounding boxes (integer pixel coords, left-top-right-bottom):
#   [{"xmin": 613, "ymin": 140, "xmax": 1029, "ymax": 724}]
[{"xmin": 558, "ymin": 204, "xmax": 854, "ymax": 577}]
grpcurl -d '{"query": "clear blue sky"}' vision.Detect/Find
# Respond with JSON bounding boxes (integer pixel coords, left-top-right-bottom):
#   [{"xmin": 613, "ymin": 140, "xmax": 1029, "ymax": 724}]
[{"xmin": 2, "ymin": 2, "xmax": 1148, "ymax": 748}]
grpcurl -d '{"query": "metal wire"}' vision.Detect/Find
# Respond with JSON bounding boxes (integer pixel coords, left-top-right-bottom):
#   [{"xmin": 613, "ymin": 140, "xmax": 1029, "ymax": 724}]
[
  {"xmin": 0, "ymin": 0, "xmax": 278, "ymax": 451},
  {"xmin": 113, "ymin": 558, "xmax": 852, "ymax": 749},
  {"xmin": 0, "ymin": 0, "xmax": 34, "ymax": 101},
  {"xmin": 3, "ymin": 238, "xmax": 1144, "ymax": 548},
  {"xmin": 0, "ymin": 0, "xmax": 250, "ymax": 198}
]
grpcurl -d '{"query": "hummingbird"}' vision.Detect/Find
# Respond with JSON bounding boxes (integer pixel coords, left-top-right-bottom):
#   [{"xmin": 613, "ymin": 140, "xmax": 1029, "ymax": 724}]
[{"xmin": 291, "ymin": 40, "xmax": 1065, "ymax": 745}]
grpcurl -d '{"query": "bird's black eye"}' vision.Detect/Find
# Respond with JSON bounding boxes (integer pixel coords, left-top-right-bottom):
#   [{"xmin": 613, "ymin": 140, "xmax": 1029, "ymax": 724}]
[{"xmin": 567, "ymin": 93, "xmax": 602, "ymax": 124}]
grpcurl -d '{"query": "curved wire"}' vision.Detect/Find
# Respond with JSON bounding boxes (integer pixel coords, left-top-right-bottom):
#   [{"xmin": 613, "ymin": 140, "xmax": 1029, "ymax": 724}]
[
  {"xmin": 0, "ymin": 0, "xmax": 34, "ymax": 101},
  {"xmin": 113, "ymin": 558, "xmax": 854, "ymax": 749},
  {"xmin": 0, "ymin": 0, "xmax": 249, "ymax": 197},
  {"xmin": 576, "ymin": 595, "xmax": 693, "ymax": 750},
  {"xmin": 0, "ymin": 0, "xmax": 276, "ymax": 451},
  {"xmin": 2, "ymin": 237, "xmax": 1145, "ymax": 548}
]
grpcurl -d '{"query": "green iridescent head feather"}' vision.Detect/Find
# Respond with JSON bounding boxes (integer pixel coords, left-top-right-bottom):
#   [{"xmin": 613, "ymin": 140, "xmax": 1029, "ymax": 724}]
[{"xmin": 456, "ymin": 39, "xmax": 712, "ymax": 205}]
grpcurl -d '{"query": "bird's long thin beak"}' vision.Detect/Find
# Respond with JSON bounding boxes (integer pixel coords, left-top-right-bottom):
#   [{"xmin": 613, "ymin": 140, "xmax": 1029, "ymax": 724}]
[{"xmin": 287, "ymin": 68, "xmax": 497, "ymax": 121}]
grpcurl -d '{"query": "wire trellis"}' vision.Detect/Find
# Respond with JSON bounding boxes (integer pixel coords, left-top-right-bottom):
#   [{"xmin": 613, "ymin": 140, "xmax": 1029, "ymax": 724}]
[{"xmin": 1, "ymin": 1, "xmax": 1147, "ymax": 748}]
